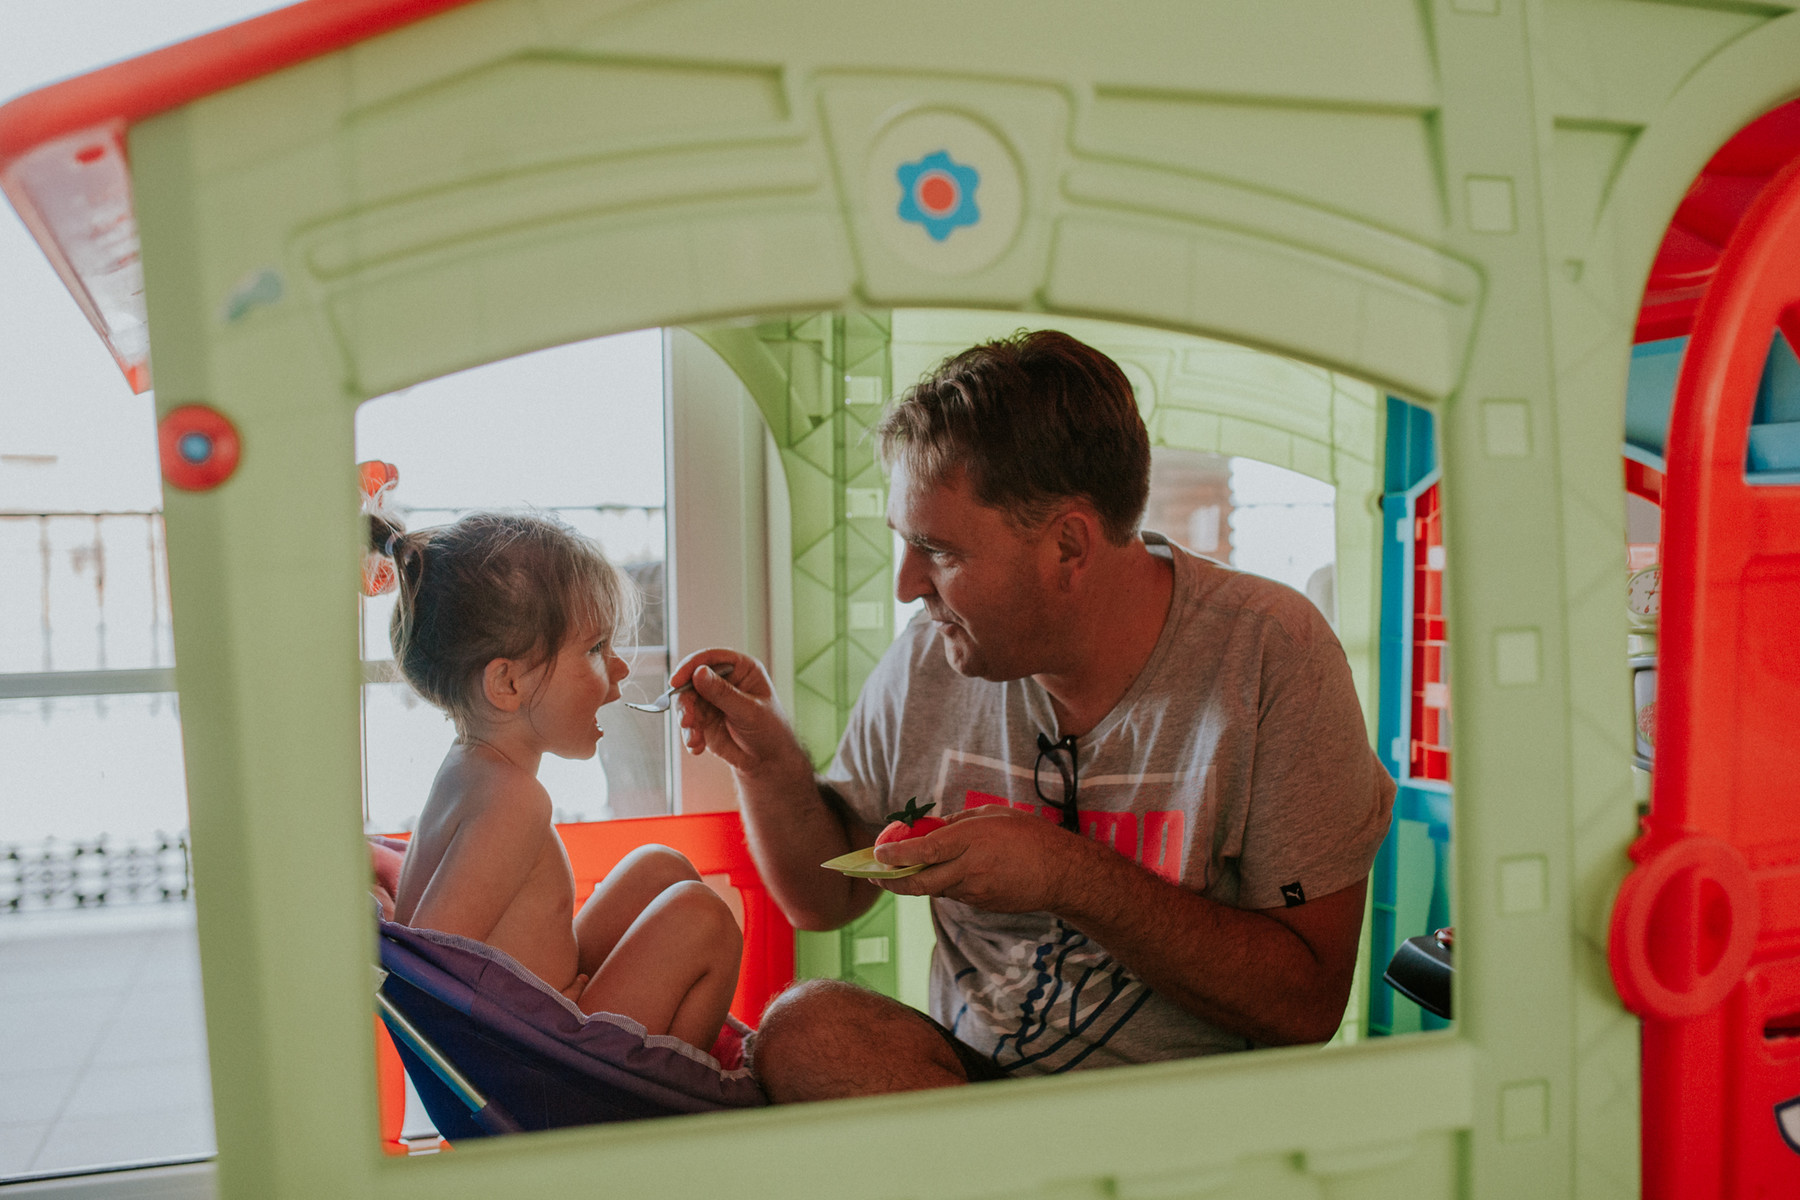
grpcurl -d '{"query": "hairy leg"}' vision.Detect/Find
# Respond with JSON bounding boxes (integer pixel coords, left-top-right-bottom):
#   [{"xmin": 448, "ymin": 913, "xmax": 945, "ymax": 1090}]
[
  {"xmin": 573, "ymin": 844, "xmax": 702, "ymax": 978},
  {"xmin": 749, "ymin": 978, "xmax": 969, "ymax": 1103},
  {"xmin": 580, "ymin": 879, "xmax": 742, "ymax": 1049}
]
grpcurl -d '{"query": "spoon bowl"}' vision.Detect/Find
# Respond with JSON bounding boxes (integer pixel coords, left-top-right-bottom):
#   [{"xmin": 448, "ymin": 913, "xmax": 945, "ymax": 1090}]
[{"xmin": 624, "ymin": 663, "xmax": 735, "ymax": 713}]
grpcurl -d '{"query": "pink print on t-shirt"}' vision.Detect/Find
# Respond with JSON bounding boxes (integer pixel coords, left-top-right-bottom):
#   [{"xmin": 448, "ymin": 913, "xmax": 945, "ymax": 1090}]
[{"xmin": 964, "ymin": 790, "xmax": 1184, "ymax": 883}]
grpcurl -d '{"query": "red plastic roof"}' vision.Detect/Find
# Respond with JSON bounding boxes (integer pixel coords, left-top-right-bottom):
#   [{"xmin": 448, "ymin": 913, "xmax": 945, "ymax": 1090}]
[
  {"xmin": 3, "ymin": 1, "xmax": 1798, "ymax": 383},
  {"xmin": 1638, "ymin": 99, "xmax": 1800, "ymax": 344},
  {"xmin": 0, "ymin": 0, "xmax": 478, "ymax": 393}
]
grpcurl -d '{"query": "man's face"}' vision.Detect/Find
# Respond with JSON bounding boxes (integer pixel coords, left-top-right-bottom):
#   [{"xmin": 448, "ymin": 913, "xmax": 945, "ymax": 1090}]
[{"xmin": 887, "ymin": 460, "xmax": 1060, "ymax": 680}]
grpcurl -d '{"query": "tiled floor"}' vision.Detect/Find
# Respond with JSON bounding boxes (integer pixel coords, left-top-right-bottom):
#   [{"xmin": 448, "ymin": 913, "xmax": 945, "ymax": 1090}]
[{"xmin": 0, "ymin": 904, "xmax": 215, "ymax": 1180}]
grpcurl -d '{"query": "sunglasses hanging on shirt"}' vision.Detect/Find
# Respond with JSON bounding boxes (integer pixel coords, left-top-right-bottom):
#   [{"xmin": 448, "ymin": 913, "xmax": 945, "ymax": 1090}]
[{"xmin": 1033, "ymin": 732, "xmax": 1081, "ymax": 832}]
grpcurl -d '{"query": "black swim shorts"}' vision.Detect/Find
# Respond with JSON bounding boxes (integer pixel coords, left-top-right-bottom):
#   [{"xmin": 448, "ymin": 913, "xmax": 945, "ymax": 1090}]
[{"xmin": 912, "ymin": 1007, "xmax": 1011, "ymax": 1083}]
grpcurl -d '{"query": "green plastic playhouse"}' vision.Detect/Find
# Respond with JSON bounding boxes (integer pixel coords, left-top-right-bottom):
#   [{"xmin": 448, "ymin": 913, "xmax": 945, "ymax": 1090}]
[{"xmin": 9, "ymin": 1, "xmax": 1800, "ymax": 1197}]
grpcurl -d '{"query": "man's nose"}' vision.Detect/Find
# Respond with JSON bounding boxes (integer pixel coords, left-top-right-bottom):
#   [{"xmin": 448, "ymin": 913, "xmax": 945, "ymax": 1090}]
[{"xmin": 895, "ymin": 545, "xmax": 930, "ymax": 603}]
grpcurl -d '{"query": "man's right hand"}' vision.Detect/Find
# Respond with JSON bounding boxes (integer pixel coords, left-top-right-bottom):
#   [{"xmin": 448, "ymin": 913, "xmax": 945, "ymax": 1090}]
[
  {"xmin": 669, "ymin": 651, "xmax": 808, "ymax": 780},
  {"xmin": 668, "ymin": 648, "xmax": 878, "ymax": 931}
]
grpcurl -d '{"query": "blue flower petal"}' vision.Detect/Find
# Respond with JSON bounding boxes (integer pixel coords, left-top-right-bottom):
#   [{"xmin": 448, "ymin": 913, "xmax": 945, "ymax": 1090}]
[{"xmin": 896, "ymin": 150, "xmax": 982, "ymax": 242}]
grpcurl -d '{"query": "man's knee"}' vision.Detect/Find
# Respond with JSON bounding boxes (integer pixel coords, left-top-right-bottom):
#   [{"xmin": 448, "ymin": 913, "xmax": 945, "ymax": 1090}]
[
  {"xmin": 750, "ymin": 979, "xmax": 965, "ymax": 1103},
  {"xmin": 757, "ymin": 978, "xmax": 873, "ymax": 1046}
]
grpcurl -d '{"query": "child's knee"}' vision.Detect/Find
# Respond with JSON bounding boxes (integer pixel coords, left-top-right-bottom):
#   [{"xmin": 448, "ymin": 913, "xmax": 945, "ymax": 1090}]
[
  {"xmin": 617, "ymin": 843, "xmax": 701, "ymax": 889},
  {"xmin": 662, "ymin": 879, "xmax": 743, "ymax": 952}
]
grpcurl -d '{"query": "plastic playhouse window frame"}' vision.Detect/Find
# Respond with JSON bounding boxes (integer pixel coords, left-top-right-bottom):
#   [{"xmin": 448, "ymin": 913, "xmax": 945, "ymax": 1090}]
[
  {"xmin": 29, "ymin": 0, "xmax": 1800, "ymax": 1191},
  {"xmin": 163, "ymin": 305, "xmax": 1468, "ymax": 1197},
  {"xmin": 28, "ymin": 51, "xmax": 1487, "ymax": 1200}
]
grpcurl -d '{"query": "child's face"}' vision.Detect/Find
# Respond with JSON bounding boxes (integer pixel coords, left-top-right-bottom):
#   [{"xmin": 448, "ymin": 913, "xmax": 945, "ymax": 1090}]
[{"xmin": 523, "ymin": 618, "xmax": 628, "ymax": 760}]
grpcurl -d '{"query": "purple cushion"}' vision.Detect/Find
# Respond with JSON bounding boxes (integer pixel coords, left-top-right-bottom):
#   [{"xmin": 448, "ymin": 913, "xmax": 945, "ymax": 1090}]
[{"xmin": 378, "ymin": 920, "xmax": 765, "ymax": 1134}]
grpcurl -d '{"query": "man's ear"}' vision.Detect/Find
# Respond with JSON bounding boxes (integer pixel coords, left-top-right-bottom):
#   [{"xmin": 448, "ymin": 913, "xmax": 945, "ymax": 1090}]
[
  {"xmin": 1052, "ymin": 508, "xmax": 1098, "ymax": 586},
  {"xmin": 481, "ymin": 657, "xmax": 527, "ymax": 714}
]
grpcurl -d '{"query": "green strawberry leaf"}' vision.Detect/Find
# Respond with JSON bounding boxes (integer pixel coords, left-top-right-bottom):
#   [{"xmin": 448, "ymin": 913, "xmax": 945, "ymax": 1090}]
[{"xmin": 881, "ymin": 796, "xmax": 937, "ymax": 827}]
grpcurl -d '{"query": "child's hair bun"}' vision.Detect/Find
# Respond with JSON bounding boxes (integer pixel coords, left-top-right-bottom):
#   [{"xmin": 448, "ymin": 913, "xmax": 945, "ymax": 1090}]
[
  {"xmin": 368, "ymin": 512, "xmax": 405, "ymax": 556},
  {"xmin": 363, "ymin": 515, "xmax": 408, "ymax": 598},
  {"xmin": 358, "ymin": 460, "xmax": 406, "ymax": 597}
]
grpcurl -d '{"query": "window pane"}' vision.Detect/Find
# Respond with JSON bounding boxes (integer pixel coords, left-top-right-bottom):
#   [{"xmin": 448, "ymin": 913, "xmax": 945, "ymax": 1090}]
[
  {"xmin": 0, "ymin": 905, "xmax": 213, "ymax": 1177},
  {"xmin": 0, "ymin": 693, "xmax": 188, "ymax": 849},
  {"xmin": 1145, "ymin": 449, "xmax": 1233, "ymax": 557},
  {"xmin": 354, "ymin": 331, "xmax": 671, "ymax": 830},
  {"xmin": 1145, "ymin": 450, "xmax": 1337, "ymax": 625},
  {"xmin": 0, "ymin": 693, "xmax": 211, "ymax": 1180},
  {"xmin": 1226, "ymin": 457, "xmax": 1337, "ymax": 608},
  {"xmin": 0, "ymin": 514, "xmax": 173, "ymax": 675}
]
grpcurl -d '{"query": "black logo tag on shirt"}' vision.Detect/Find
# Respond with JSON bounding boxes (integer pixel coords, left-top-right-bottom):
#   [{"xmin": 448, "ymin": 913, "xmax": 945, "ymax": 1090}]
[{"xmin": 1280, "ymin": 881, "xmax": 1307, "ymax": 907}]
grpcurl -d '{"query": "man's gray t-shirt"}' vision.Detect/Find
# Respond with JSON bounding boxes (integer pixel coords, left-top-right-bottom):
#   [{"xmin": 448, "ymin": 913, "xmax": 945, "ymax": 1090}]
[{"xmin": 821, "ymin": 535, "xmax": 1395, "ymax": 1076}]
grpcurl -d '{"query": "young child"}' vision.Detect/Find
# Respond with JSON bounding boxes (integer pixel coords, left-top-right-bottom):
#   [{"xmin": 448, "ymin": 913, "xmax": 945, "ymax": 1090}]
[{"xmin": 376, "ymin": 510, "xmax": 741, "ymax": 1053}]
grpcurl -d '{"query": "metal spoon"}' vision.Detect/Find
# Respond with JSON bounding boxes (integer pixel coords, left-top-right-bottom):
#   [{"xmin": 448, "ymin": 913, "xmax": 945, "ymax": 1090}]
[{"xmin": 623, "ymin": 664, "xmax": 735, "ymax": 713}]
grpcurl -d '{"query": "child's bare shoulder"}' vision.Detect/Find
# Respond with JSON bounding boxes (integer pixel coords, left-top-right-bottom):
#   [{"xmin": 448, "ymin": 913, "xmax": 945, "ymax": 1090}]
[
  {"xmin": 396, "ymin": 748, "xmax": 560, "ymax": 935},
  {"xmin": 439, "ymin": 746, "xmax": 552, "ymax": 826}
]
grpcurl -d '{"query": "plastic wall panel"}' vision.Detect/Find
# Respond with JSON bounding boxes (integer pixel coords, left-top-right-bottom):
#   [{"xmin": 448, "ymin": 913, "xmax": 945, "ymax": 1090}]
[
  {"xmin": 1538, "ymin": 10, "xmax": 1800, "ymax": 1199},
  {"xmin": 106, "ymin": 0, "xmax": 1800, "ymax": 1197},
  {"xmin": 693, "ymin": 312, "xmax": 893, "ymax": 767},
  {"xmin": 691, "ymin": 312, "xmax": 903, "ymax": 1002}
]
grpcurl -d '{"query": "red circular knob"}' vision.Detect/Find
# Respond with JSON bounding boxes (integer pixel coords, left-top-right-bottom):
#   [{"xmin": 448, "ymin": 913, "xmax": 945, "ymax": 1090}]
[
  {"xmin": 1609, "ymin": 834, "xmax": 1758, "ymax": 1020},
  {"xmin": 158, "ymin": 405, "xmax": 241, "ymax": 492}
]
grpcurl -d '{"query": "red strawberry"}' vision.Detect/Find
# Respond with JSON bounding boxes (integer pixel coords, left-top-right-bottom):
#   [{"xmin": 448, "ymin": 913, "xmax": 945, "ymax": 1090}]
[{"xmin": 875, "ymin": 797, "xmax": 946, "ymax": 845}]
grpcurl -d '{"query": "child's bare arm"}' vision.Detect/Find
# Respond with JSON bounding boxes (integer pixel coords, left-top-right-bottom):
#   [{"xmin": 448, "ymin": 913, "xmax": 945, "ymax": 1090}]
[{"xmin": 408, "ymin": 778, "xmax": 553, "ymax": 942}]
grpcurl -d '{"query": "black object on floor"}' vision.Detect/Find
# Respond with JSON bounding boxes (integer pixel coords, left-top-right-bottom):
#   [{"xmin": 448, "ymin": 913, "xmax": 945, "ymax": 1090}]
[{"xmin": 1384, "ymin": 934, "xmax": 1453, "ymax": 1020}]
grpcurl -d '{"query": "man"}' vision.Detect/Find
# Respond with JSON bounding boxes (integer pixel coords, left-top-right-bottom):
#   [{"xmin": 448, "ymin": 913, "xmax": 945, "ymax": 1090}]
[{"xmin": 671, "ymin": 330, "xmax": 1394, "ymax": 1101}]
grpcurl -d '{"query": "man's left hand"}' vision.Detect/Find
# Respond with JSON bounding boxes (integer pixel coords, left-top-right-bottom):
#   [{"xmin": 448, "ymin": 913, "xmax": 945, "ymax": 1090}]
[
  {"xmin": 872, "ymin": 801, "xmax": 1369, "ymax": 1046},
  {"xmin": 871, "ymin": 806, "xmax": 1098, "ymax": 912}
]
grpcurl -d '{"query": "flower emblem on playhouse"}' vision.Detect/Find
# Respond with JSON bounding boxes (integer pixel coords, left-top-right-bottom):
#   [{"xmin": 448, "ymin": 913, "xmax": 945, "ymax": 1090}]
[{"xmin": 896, "ymin": 150, "xmax": 981, "ymax": 241}]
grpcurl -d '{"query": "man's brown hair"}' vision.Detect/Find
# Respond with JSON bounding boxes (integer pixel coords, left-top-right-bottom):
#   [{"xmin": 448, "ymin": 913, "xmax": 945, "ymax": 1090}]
[{"xmin": 877, "ymin": 330, "xmax": 1150, "ymax": 544}]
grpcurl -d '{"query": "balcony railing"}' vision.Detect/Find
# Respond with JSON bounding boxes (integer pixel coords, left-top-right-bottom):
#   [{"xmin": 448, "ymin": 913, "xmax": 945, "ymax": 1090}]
[
  {"xmin": 0, "ymin": 510, "xmax": 174, "ymax": 678},
  {"xmin": 1, "ymin": 511, "xmax": 184, "ymax": 913},
  {"xmin": 0, "ymin": 505, "xmax": 670, "ymax": 899},
  {"xmin": 0, "ymin": 832, "xmax": 192, "ymax": 913}
]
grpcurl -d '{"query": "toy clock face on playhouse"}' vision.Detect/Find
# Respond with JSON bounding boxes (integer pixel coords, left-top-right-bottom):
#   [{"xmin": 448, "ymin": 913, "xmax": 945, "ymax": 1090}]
[{"xmin": 1627, "ymin": 563, "xmax": 1662, "ymax": 624}]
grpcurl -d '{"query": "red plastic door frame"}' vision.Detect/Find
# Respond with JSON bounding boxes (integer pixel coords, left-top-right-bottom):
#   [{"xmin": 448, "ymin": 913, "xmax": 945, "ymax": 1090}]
[{"xmin": 1610, "ymin": 153, "xmax": 1800, "ymax": 1200}]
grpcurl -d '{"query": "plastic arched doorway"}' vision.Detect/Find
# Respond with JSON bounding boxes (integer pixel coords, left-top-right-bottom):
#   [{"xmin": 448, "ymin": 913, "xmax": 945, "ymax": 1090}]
[{"xmin": 1609, "ymin": 152, "xmax": 1800, "ymax": 1200}]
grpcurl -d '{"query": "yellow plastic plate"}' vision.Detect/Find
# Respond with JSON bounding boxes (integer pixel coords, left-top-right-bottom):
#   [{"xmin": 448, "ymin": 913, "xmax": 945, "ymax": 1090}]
[{"xmin": 820, "ymin": 847, "xmax": 925, "ymax": 879}]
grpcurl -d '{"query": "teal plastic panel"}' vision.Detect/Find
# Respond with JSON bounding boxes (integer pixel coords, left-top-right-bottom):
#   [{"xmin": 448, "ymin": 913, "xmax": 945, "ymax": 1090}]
[
  {"xmin": 1625, "ymin": 338, "xmax": 1684, "ymax": 463},
  {"xmin": 1753, "ymin": 331, "xmax": 1800, "ymax": 424},
  {"xmin": 1369, "ymin": 397, "xmax": 1454, "ymax": 1037},
  {"xmin": 1748, "ymin": 420, "xmax": 1800, "ymax": 472},
  {"xmin": 1750, "ymin": 331, "xmax": 1800, "ymax": 475},
  {"xmin": 1622, "ymin": 332, "xmax": 1800, "ymax": 478}
]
